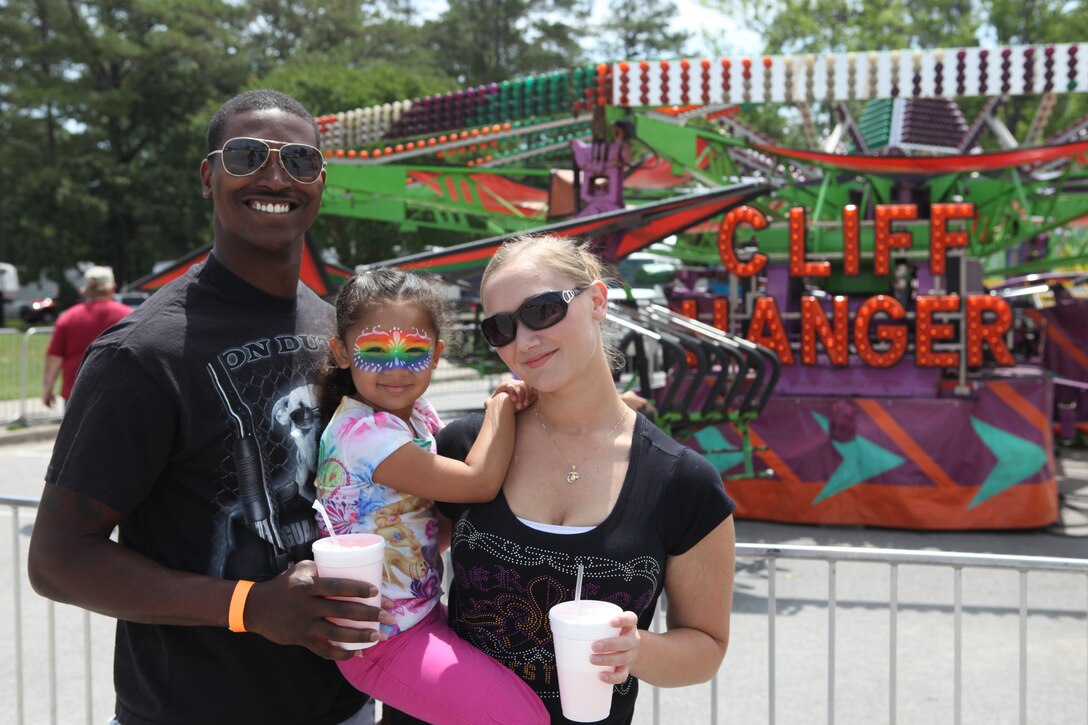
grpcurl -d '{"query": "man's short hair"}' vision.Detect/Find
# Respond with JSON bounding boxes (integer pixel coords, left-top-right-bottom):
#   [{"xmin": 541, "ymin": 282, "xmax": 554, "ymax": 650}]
[
  {"xmin": 83, "ymin": 266, "xmax": 115, "ymax": 296},
  {"xmin": 207, "ymin": 89, "xmax": 320, "ymax": 152}
]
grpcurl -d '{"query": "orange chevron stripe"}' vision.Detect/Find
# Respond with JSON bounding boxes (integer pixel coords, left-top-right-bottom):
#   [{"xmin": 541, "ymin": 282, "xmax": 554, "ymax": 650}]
[
  {"xmin": 726, "ymin": 476, "xmax": 1058, "ymax": 529},
  {"xmin": 856, "ymin": 398, "xmax": 959, "ymax": 491},
  {"xmin": 740, "ymin": 425, "xmax": 805, "ymax": 486},
  {"xmin": 988, "ymin": 381, "xmax": 1052, "ymax": 451},
  {"xmin": 1027, "ymin": 309, "xmax": 1088, "ymax": 373}
]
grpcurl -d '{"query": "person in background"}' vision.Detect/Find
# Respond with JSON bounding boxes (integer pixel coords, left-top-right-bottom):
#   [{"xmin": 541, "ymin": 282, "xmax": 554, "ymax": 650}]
[
  {"xmin": 28, "ymin": 89, "xmax": 383, "ymax": 725},
  {"xmin": 388, "ymin": 233, "xmax": 737, "ymax": 725},
  {"xmin": 608, "ymin": 119, "xmax": 634, "ymax": 169},
  {"xmin": 41, "ymin": 266, "xmax": 132, "ymax": 407}
]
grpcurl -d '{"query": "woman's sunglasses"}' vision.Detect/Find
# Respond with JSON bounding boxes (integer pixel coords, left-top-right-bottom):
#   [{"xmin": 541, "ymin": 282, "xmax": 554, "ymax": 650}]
[
  {"xmin": 479, "ymin": 288, "xmax": 584, "ymax": 348},
  {"xmin": 207, "ymin": 136, "xmax": 325, "ymax": 184}
]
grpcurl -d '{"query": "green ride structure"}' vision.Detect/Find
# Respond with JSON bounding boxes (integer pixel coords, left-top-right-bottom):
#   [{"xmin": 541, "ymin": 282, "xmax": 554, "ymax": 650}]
[
  {"xmin": 312, "ymin": 43, "xmax": 1088, "ymax": 531},
  {"xmin": 145, "ymin": 43, "xmax": 1088, "ymax": 531}
]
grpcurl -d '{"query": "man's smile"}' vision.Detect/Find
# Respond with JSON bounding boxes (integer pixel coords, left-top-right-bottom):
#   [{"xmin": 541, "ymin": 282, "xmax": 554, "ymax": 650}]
[{"xmin": 246, "ymin": 199, "xmax": 297, "ymax": 214}]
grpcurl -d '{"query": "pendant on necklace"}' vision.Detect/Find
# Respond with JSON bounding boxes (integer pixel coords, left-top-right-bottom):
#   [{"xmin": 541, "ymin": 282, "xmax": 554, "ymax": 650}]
[{"xmin": 566, "ymin": 467, "xmax": 580, "ymax": 484}]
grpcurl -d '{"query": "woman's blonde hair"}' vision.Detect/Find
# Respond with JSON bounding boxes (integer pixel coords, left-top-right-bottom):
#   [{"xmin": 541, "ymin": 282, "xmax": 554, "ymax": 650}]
[{"xmin": 480, "ymin": 233, "xmax": 625, "ymax": 370}]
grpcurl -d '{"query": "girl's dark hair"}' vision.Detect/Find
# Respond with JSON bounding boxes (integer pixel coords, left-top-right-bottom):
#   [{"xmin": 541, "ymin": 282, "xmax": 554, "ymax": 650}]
[{"xmin": 316, "ymin": 268, "xmax": 450, "ymax": 423}]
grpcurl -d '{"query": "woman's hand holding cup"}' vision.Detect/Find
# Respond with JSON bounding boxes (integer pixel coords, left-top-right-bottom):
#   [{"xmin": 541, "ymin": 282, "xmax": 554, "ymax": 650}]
[{"xmin": 591, "ymin": 610, "xmax": 641, "ymax": 684}]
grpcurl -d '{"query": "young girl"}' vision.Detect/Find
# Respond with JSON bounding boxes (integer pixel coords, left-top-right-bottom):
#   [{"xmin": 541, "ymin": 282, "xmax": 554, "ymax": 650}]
[{"xmin": 313, "ymin": 268, "xmax": 547, "ymax": 725}]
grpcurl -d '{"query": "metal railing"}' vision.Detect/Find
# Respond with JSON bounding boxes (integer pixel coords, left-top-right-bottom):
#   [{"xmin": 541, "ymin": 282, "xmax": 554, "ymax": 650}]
[
  {"xmin": 0, "ymin": 327, "xmax": 64, "ymax": 426},
  {"xmin": 4, "ymin": 495, "xmax": 105, "ymax": 725},
  {"xmin": 728, "ymin": 544, "xmax": 1088, "ymax": 725},
  {"xmin": 1, "ymin": 325, "xmax": 498, "ymax": 428},
  {"xmin": 5, "ymin": 494, "xmax": 1087, "ymax": 724}
]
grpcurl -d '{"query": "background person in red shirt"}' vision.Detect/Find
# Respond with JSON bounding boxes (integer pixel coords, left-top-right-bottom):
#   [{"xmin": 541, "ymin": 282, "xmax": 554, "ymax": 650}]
[{"xmin": 42, "ymin": 266, "xmax": 133, "ymax": 407}]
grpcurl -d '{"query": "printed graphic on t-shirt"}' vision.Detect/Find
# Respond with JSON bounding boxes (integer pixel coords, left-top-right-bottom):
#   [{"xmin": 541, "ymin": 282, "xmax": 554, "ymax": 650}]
[
  {"xmin": 316, "ymin": 397, "xmax": 444, "ymax": 634},
  {"xmin": 448, "ymin": 518, "xmax": 649, "ymax": 700},
  {"xmin": 205, "ymin": 333, "xmax": 327, "ymax": 579}
]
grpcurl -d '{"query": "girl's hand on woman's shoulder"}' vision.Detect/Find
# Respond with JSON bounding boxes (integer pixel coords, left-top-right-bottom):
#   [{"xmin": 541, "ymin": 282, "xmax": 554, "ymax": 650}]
[
  {"xmin": 591, "ymin": 611, "xmax": 641, "ymax": 684},
  {"xmin": 620, "ymin": 390, "xmax": 655, "ymax": 415},
  {"xmin": 490, "ymin": 379, "xmax": 538, "ymax": 411}
]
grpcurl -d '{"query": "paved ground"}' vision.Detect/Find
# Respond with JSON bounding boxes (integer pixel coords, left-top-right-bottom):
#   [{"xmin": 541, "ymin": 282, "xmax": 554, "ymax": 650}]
[{"xmin": 2, "ymin": 377, "xmax": 1086, "ymax": 724}]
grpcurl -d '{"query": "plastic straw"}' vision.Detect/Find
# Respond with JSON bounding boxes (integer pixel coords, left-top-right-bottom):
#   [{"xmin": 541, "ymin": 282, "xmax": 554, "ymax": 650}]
[
  {"xmin": 574, "ymin": 563, "xmax": 584, "ymax": 614},
  {"xmin": 312, "ymin": 499, "xmax": 340, "ymax": 545}
]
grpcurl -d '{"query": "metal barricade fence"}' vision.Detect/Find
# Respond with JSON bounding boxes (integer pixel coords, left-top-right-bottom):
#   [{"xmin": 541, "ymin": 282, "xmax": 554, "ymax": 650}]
[
  {"xmin": 0, "ymin": 328, "xmax": 26, "ymax": 425},
  {"xmin": 2, "ymin": 325, "xmax": 488, "ymax": 428},
  {"xmin": 719, "ymin": 545, "xmax": 1087, "ymax": 725},
  {"xmin": 4, "ymin": 494, "xmax": 1087, "ymax": 725},
  {"xmin": 0, "ymin": 322, "xmax": 495, "ymax": 428},
  {"xmin": 0, "ymin": 328, "xmax": 64, "ymax": 427},
  {"xmin": 1, "ymin": 322, "xmax": 498, "ymax": 428}
]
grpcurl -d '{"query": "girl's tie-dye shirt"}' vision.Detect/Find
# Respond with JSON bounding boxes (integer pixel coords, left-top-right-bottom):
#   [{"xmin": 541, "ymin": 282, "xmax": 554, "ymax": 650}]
[{"xmin": 315, "ymin": 396, "xmax": 443, "ymax": 634}]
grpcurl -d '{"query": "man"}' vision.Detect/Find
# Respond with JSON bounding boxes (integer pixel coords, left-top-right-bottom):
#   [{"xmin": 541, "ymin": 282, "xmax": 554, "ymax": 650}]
[
  {"xmin": 29, "ymin": 90, "xmax": 388, "ymax": 725},
  {"xmin": 41, "ymin": 265, "xmax": 133, "ymax": 407}
]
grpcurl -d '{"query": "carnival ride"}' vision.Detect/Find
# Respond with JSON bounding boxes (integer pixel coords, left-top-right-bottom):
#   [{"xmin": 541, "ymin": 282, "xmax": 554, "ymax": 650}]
[{"xmin": 135, "ymin": 43, "xmax": 1088, "ymax": 530}]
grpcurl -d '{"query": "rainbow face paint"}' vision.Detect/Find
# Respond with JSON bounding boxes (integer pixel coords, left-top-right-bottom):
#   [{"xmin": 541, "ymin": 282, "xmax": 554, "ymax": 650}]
[{"xmin": 352, "ymin": 326, "xmax": 434, "ymax": 373}]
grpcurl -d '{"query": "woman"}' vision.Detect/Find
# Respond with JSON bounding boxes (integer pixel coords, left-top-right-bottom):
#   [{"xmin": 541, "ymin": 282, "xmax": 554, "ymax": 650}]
[{"xmin": 391, "ymin": 233, "xmax": 736, "ymax": 724}]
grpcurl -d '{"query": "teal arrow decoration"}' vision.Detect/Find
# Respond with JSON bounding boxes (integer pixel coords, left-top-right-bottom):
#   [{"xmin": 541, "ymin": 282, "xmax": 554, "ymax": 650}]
[
  {"xmin": 968, "ymin": 417, "xmax": 1048, "ymax": 508},
  {"xmin": 812, "ymin": 412, "xmax": 906, "ymax": 504},
  {"xmin": 692, "ymin": 426, "xmax": 748, "ymax": 474}
]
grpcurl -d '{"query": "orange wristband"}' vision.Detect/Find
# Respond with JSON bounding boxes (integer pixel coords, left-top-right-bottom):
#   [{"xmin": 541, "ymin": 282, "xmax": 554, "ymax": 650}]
[{"xmin": 228, "ymin": 580, "xmax": 255, "ymax": 633}]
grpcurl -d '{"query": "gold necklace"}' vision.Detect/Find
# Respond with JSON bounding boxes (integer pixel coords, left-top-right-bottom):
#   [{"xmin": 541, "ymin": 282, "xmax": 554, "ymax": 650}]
[{"xmin": 534, "ymin": 404, "xmax": 629, "ymax": 484}]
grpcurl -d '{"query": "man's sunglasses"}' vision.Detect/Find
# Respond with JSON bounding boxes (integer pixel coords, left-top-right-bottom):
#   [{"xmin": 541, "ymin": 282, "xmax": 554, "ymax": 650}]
[
  {"xmin": 480, "ymin": 288, "xmax": 585, "ymax": 348},
  {"xmin": 207, "ymin": 137, "xmax": 325, "ymax": 184}
]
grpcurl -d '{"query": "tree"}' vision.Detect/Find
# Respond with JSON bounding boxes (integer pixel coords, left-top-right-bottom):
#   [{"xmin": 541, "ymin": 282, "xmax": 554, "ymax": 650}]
[
  {"xmin": 0, "ymin": 0, "xmax": 251, "ymax": 284},
  {"xmin": 253, "ymin": 61, "xmax": 459, "ymax": 265},
  {"xmin": 696, "ymin": 0, "xmax": 1086, "ymax": 149},
  {"xmin": 246, "ymin": 0, "xmax": 378, "ymax": 75},
  {"xmin": 983, "ymin": 0, "xmax": 1088, "ymax": 137},
  {"xmin": 422, "ymin": 0, "xmax": 591, "ymax": 86},
  {"xmin": 0, "ymin": 0, "xmax": 467, "ymax": 282},
  {"xmin": 257, "ymin": 61, "xmax": 453, "ymax": 120},
  {"xmin": 245, "ymin": 0, "xmax": 449, "ymax": 77},
  {"xmin": 986, "ymin": 0, "xmax": 1088, "ymax": 46},
  {"xmin": 598, "ymin": 0, "xmax": 692, "ymax": 61},
  {"xmin": 0, "ymin": 0, "xmax": 104, "ymax": 277},
  {"xmin": 705, "ymin": 0, "xmax": 979, "ymax": 55}
]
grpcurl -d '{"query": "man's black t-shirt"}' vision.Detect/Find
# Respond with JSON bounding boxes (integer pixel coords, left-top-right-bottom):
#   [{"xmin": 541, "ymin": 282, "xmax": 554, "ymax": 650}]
[{"xmin": 47, "ymin": 255, "xmax": 367, "ymax": 725}]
